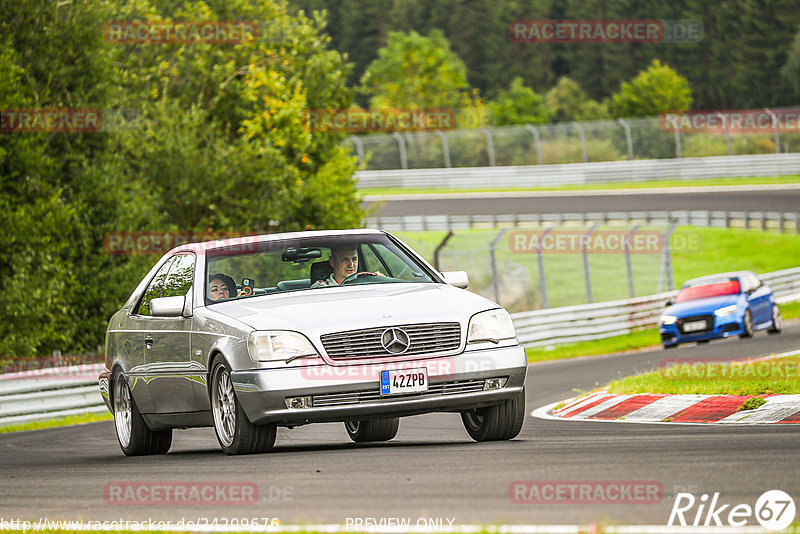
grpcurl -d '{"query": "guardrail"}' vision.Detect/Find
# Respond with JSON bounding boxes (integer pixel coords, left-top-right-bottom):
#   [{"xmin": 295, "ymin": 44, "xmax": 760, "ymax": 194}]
[
  {"xmin": 2, "ymin": 267, "xmax": 799, "ymax": 425},
  {"xmin": 0, "ymin": 364, "xmax": 107, "ymax": 426},
  {"xmin": 511, "ymin": 266, "xmax": 800, "ymax": 347},
  {"xmin": 366, "ymin": 210, "xmax": 800, "ymax": 233},
  {"xmin": 356, "ymin": 153, "xmax": 800, "ymax": 189}
]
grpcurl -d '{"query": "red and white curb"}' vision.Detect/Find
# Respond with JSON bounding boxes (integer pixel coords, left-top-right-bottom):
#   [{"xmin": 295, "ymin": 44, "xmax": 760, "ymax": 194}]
[{"xmin": 532, "ymin": 391, "xmax": 800, "ymax": 424}]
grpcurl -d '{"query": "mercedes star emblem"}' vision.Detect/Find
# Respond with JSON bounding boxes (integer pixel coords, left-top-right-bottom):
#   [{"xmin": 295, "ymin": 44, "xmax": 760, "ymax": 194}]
[{"xmin": 380, "ymin": 327, "xmax": 410, "ymax": 354}]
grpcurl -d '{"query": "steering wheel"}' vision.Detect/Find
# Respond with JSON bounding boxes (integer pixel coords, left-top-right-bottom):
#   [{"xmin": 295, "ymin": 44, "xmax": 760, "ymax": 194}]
[{"xmin": 341, "ymin": 272, "xmax": 380, "ymax": 285}]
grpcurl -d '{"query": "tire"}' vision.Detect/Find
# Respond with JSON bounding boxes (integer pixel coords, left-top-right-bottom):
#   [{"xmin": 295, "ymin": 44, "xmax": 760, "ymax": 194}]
[
  {"xmin": 210, "ymin": 358, "xmax": 276, "ymax": 455},
  {"xmin": 739, "ymin": 309, "xmax": 755, "ymax": 338},
  {"xmin": 112, "ymin": 369, "xmax": 172, "ymax": 456},
  {"xmin": 768, "ymin": 304, "xmax": 782, "ymax": 334},
  {"xmin": 344, "ymin": 418, "xmax": 400, "ymax": 443},
  {"xmin": 461, "ymin": 387, "xmax": 526, "ymax": 442},
  {"xmin": 663, "ymin": 343, "xmax": 678, "ymax": 349}
]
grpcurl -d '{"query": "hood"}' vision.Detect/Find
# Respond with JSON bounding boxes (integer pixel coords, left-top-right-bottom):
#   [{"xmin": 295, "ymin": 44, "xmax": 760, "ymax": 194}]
[
  {"xmin": 208, "ymin": 283, "xmax": 499, "ymax": 339},
  {"xmin": 663, "ymin": 294, "xmax": 741, "ymax": 317}
]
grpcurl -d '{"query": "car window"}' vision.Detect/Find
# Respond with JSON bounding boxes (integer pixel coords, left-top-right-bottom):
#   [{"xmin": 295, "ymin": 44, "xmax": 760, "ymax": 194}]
[
  {"xmin": 205, "ymin": 234, "xmax": 436, "ymax": 299},
  {"xmin": 676, "ymin": 280, "xmax": 740, "ymax": 302},
  {"xmin": 370, "ymin": 243, "xmax": 424, "ymax": 281},
  {"xmin": 163, "ymin": 254, "xmax": 195, "ymax": 298},
  {"xmin": 136, "ymin": 257, "xmax": 175, "ymax": 316}
]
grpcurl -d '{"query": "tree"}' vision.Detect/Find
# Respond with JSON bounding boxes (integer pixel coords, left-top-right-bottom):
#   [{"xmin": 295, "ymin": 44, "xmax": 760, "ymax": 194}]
[
  {"xmin": 0, "ymin": 0, "xmax": 365, "ymax": 356},
  {"xmin": 544, "ymin": 77, "xmax": 610, "ymax": 123},
  {"xmin": 488, "ymin": 77, "xmax": 549, "ymax": 125},
  {"xmin": 611, "ymin": 59, "xmax": 692, "ymax": 118},
  {"xmin": 360, "ymin": 30, "xmax": 477, "ymax": 111}
]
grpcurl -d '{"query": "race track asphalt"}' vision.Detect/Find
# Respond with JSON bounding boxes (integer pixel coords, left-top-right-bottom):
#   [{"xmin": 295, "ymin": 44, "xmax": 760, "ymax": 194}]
[{"xmin": 2, "ymin": 325, "xmax": 798, "ymax": 527}]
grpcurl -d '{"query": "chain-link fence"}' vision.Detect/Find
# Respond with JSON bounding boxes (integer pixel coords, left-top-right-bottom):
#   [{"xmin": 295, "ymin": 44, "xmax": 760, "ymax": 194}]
[
  {"xmin": 396, "ymin": 225, "xmax": 685, "ymax": 313},
  {"xmin": 349, "ymin": 114, "xmax": 800, "ymax": 170}
]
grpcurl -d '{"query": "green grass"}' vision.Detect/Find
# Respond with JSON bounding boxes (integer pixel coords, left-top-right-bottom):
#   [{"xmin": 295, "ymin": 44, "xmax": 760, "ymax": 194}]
[
  {"xmin": 360, "ymin": 174, "xmax": 800, "ymax": 196},
  {"xmin": 526, "ymin": 328, "xmax": 660, "ymax": 362},
  {"xmin": 0, "ymin": 412, "xmax": 112, "ymax": 434},
  {"xmin": 606, "ymin": 355, "xmax": 800, "ymax": 395}
]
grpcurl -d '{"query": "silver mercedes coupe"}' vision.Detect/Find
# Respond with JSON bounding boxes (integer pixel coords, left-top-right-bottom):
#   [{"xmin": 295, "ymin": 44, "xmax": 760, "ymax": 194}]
[{"xmin": 99, "ymin": 229, "xmax": 527, "ymax": 455}]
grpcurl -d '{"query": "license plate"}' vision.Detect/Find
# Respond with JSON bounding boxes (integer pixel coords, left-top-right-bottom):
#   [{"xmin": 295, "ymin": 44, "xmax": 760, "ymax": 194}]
[
  {"xmin": 380, "ymin": 368, "xmax": 428, "ymax": 396},
  {"xmin": 683, "ymin": 320, "xmax": 707, "ymax": 332}
]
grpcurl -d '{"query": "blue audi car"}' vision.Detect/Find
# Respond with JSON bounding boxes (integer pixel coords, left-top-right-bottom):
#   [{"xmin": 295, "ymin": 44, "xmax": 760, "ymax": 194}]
[{"xmin": 659, "ymin": 271, "xmax": 781, "ymax": 349}]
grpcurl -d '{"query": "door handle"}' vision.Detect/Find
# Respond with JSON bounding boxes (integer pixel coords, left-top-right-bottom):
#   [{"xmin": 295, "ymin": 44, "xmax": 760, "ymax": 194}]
[{"xmin": 145, "ymin": 335, "xmax": 154, "ymax": 349}]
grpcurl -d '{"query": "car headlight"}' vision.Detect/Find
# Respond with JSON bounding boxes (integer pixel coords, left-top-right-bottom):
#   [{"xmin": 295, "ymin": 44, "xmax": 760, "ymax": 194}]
[
  {"xmin": 661, "ymin": 315, "xmax": 677, "ymax": 325},
  {"xmin": 714, "ymin": 305, "xmax": 738, "ymax": 317},
  {"xmin": 248, "ymin": 331, "xmax": 319, "ymax": 362},
  {"xmin": 467, "ymin": 309, "xmax": 516, "ymax": 344}
]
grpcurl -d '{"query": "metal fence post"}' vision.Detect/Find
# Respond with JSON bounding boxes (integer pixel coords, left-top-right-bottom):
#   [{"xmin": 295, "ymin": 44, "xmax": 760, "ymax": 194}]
[
  {"xmin": 617, "ymin": 119, "xmax": 634, "ymax": 160},
  {"xmin": 525, "ymin": 124, "xmax": 543, "ymax": 165},
  {"xmin": 489, "ymin": 229, "xmax": 509, "ymax": 305},
  {"xmin": 536, "ymin": 227, "xmax": 554, "ymax": 309},
  {"xmin": 391, "ymin": 132, "xmax": 408, "ymax": 169},
  {"xmin": 765, "ymin": 108, "xmax": 781, "ymax": 154},
  {"xmin": 348, "ymin": 136, "xmax": 365, "ymax": 166},
  {"xmin": 434, "ymin": 130, "xmax": 451, "ymax": 168},
  {"xmin": 582, "ymin": 223, "xmax": 599, "ymax": 303},
  {"xmin": 572, "ymin": 121, "xmax": 588, "ymax": 163},
  {"xmin": 658, "ymin": 223, "xmax": 678, "ymax": 292},
  {"xmin": 480, "ymin": 127, "xmax": 496, "ymax": 166},
  {"xmin": 625, "ymin": 224, "xmax": 641, "ymax": 298},
  {"xmin": 716, "ymin": 112, "xmax": 732, "ymax": 156},
  {"xmin": 433, "ymin": 231, "xmax": 454, "ymax": 271}
]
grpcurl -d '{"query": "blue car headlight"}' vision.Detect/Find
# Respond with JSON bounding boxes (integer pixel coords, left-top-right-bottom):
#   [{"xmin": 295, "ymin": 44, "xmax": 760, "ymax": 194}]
[
  {"xmin": 714, "ymin": 305, "xmax": 738, "ymax": 318},
  {"xmin": 660, "ymin": 315, "xmax": 677, "ymax": 326}
]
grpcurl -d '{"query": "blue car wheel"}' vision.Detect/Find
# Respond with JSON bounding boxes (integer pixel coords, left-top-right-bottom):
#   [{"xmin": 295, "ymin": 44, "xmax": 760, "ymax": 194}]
[{"xmin": 739, "ymin": 309, "xmax": 754, "ymax": 338}]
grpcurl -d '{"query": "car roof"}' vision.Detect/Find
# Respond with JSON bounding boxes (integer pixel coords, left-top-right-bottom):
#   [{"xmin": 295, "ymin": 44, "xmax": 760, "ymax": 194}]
[
  {"xmin": 682, "ymin": 270, "xmax": 755, "ymax": 286},
  {"xmin": 170, "ymin": 228, "xmax": 386, "ymax": 255}
]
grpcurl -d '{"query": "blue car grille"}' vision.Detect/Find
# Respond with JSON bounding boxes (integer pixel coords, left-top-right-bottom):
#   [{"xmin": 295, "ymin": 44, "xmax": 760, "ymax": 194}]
[{"xmin": 676, "ymin": 314, "xmax": 715, "ymax": 335}]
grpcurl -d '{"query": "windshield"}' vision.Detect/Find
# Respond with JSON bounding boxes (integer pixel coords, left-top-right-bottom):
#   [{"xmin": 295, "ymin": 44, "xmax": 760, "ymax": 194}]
[
  {"xmin": 675, "ymin": 279, "xmax": 741, "ymax": 303},
  {"xmin": 204, "ymin": 234, "xmax": 435, "ymax": 303}
]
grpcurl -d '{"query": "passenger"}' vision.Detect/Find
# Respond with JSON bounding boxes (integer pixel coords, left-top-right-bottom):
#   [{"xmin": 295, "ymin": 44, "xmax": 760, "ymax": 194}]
[
  {"xmin": 208, "ymin": 273, "xmax": 238, "ymax": 301},
  {"xmin": 311, "ymin": 246, "xmax": 383, "ymax": 288}
]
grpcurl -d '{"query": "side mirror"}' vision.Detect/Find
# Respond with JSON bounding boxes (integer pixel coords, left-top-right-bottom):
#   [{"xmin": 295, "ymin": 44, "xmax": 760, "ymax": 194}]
[
  {"xmin": 150, "ymin": 295, "xmax": 187, "ymax": 317},
  {"xmin": 442, "ymin": 271, "xmax": 469, "ymax": 289}
]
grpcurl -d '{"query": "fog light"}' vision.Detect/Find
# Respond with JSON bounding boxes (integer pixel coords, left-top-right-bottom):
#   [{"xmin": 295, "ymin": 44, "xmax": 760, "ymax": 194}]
[
  {"xmin": 484, "ymin": 377, "xmax": 508, "ymax": 390},
  {"xmin": 285, "ymin": 396, "xmax": 312, "ymax": 409}
]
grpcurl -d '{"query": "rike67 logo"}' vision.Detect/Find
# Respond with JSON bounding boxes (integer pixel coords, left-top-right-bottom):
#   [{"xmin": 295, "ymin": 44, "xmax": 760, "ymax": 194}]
[{"xmin": 669, "ymin": 490, "xmax": 795, "ymax": 530}]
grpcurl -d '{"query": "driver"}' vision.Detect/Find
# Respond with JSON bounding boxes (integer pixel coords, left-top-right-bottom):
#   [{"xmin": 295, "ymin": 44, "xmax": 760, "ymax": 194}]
[{"xmin": 311, "ymin": 246, "xmax": 383, "ymax": 288}]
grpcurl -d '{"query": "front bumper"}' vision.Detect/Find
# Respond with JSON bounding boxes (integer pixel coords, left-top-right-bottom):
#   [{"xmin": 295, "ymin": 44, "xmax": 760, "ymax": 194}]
[
  {"xmin": 231, "ymin": 345, "xmax": 528, "ymax": 425},
  {"xmin": 660, "ymin": 314, "xmax": 742, "ymax": 345}
]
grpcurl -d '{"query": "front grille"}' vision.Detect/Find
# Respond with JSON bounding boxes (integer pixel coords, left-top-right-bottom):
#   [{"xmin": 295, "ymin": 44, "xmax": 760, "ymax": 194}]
[
  {"xmin": 677, "ymin": 314, "xmax": 715, "ymax": 335},
  {"xmin": 320, "ymin": 323, "xmax": 461, "ymax": 360},
  {"xmin": 312, "ymin": 378, "xmax": 487, "ymax": 407}
]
